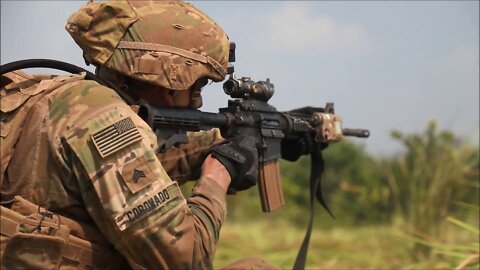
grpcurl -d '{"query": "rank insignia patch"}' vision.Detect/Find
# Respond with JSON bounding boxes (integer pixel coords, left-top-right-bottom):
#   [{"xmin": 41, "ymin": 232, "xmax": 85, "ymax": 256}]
[
  {"xmin": 91, "ymin": 117, "xmax": 142, "ymax": 158},
  {"xmin": 119, "ymin": 156, "xmax": 156, "ymax": 193}
]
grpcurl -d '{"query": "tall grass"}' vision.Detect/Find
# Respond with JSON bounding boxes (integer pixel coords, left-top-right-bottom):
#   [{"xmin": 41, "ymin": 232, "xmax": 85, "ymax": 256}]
[{"xmin": 386, "ymin": 121, "xmax": 479, "ymax": 259}]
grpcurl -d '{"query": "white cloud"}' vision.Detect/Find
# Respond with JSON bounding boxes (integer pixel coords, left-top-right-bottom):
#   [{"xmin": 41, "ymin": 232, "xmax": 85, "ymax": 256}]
[{"xmin": 265, "ymin": 3, "xmax": 371, "ymax": 55}]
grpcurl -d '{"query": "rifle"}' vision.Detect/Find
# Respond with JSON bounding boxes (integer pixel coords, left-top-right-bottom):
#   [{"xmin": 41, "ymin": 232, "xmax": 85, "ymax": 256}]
[
  {"xmin": 139, "ymin": 75, "xmax": 370, "ymax": 269},
  {"xmin": 138, "ymin": 74, "xmax": 370, "ymax": 212}
]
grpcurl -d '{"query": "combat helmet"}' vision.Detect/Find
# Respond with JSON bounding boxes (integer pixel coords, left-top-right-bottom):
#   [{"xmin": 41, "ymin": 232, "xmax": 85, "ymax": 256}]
[{"xmin": 66, "ymin": 0, "xmax": 230, "ymax": 91}]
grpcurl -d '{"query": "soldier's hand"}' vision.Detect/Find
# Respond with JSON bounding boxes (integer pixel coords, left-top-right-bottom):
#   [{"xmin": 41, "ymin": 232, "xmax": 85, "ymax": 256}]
[
  {"xmin": 281, "ymin": 134, "xmax": 314, "ymax": 162},
  {"xmin": 209, "ymin": 135, "xmax": 258, "ymax": 192},
  {"xmin": 281, "ymin": 134, "xmax": 330, "ymax": 162}
]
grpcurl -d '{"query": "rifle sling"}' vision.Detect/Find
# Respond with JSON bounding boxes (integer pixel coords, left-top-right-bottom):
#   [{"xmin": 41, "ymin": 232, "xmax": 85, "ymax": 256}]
[{"xmin": 292, "ymin": 148, "xmax": 333, "ymax": 270}]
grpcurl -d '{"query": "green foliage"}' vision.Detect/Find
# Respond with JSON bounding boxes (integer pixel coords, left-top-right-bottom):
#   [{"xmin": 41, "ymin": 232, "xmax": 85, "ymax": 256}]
[
  {"xmin": 404, "ymin": 172, "xmax": 480, "ymax": 269},
  {"xmin": 200, "ymin": 138, "xmax": 387, "ymax": 229},
  {"xmin": 321, "ymin": 140, "xmax": 389, "ymax": 225},
  {"xmin": 259, "ymin": 140, "xmax": 387, "ymax": 227},
  {"xmin": 183, "ymin": 120, "xmax": 479, "ymax": 268},
  {"xmin": 220, "ymin": 121, "xmax": 479, "ymax": 230},
  {"xmin": 386, "ymin": 121, "xmax": 480, "ymax": 259}
]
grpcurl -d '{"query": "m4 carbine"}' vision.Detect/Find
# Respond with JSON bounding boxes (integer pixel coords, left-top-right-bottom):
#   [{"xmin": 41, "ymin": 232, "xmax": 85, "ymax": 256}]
[{"xmin": 138, "ymin": 74, "xmax": 370, "ymax": 212}]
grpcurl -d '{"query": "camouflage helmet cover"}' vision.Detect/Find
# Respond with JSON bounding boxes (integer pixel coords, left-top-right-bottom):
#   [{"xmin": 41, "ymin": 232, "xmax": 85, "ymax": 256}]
[{"xmin": 66, "ymin": 0, "xmax": 230, "ymax": 90}]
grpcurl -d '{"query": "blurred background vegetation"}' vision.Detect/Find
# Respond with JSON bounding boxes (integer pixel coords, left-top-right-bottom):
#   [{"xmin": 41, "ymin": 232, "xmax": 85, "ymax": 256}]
[{"xmin": 187, "ymin": 121, "xmax": 479, "ymax": 269}]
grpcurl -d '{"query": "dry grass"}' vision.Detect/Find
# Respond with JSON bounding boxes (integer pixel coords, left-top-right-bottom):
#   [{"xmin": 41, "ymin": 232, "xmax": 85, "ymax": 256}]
[
  {"xmin": 213, "ymin": 219, "xmax": 479, "ymax": 270},
  {"xmin": 214, "ymin": 221, "xmax": 409, "ymax": 269}
]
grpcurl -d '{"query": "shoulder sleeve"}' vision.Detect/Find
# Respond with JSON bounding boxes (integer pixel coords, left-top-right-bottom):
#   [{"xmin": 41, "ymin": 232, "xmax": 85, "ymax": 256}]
[{"xmin": 49, "ymin": 81, "xmax": 226, "ymax": 269}]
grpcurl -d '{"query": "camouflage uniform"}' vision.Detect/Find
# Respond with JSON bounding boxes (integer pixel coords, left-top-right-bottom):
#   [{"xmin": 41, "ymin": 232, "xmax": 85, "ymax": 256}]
[
  {"xmin": 1, "ymin": 1, "xmax": 232, "ymax": 269},
  {"xmin": 1, "ymin": 71, "xmax": 225, "ymax": 269}
]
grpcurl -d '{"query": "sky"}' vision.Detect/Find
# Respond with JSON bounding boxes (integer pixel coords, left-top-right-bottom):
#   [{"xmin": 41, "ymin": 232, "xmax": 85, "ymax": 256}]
[{"xmin": 1, "ymin": 1, "xmax": 479, "ymax": 156}]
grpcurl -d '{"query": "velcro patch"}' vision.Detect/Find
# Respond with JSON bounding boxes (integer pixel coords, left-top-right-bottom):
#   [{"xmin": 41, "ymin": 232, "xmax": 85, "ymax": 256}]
[
  {"xmin": 91, "ymin": 117, "xmax": 142, "ymax": 158},
  {"xmin": 119, "ymin": 156, "xmax": 156, "ymax": 193},
  {"xmin": 114, "ymin": 182, "xmax": 183, "ymax": 231}
]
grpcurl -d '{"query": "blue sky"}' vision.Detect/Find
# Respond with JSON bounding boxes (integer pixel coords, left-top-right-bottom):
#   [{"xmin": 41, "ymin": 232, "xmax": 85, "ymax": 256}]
[{"xmin": 1, "ymin": 1, "xmax": 478, "ymax": 155}]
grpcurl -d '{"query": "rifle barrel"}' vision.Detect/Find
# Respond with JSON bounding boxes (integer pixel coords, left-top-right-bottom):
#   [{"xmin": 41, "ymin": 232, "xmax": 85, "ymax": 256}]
[{"xmin": 342, "ymin": 128, "xmax": 370, "ymax": 138}]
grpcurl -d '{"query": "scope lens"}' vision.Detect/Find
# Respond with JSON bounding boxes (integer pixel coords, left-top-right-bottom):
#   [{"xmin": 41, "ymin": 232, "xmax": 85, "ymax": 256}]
[{"xmin": 223, "ymin": 80, "xmax": 236, "ymax": 95}]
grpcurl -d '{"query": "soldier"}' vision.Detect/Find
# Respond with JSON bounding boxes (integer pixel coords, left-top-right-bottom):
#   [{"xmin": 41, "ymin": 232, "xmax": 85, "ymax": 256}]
[{"xmin": 0, "ymin": 1, "xmax": 276, "ymax": 269}]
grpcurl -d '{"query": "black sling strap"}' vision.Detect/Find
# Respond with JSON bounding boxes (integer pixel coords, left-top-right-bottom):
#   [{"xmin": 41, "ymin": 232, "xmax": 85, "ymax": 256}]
[{"xmin": 293, "ymin": 147, "xmax": 334, "ymax": 270}]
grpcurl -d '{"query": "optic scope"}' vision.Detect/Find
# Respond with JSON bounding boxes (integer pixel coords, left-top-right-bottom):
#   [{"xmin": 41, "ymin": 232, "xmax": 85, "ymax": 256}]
[{"xmin": 223, "ymin": 75, "xmax": 275, "ymax": 102}]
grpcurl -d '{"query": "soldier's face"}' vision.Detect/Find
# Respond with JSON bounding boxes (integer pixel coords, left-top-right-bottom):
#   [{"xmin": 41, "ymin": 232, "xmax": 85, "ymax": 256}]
[
  {"xmin": 134, "ymin": 78, "xmax": 208, "ymax": 109},
  {"xmin": 171, "ymin": 89, "xmax": 193, "ymax": 108},
  {"xmin": 168, "ymin": 77, "xmax": 208, "ymax": 109}
]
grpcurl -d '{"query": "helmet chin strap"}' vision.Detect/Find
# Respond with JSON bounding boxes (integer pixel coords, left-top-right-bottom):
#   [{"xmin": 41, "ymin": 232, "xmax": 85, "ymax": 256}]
[
  {"xmin": 189, "ymin": 91, "xmax": 203, "ymax": 109},
  {"xmin": 187, "ymin": 82, "xmax": 204, "ymax": 109}
]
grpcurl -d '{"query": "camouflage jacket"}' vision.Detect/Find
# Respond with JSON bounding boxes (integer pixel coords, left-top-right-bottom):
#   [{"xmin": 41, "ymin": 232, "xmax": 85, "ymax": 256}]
[{"xmin": 0, "ymin": 71, "xmax": 226, "ymax": 269}]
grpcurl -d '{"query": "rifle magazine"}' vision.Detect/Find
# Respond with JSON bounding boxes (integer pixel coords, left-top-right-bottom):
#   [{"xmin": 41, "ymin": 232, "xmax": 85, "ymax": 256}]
[{"xmin": 258, "ymin": 160, "xmax": 284, "ymax": 212}]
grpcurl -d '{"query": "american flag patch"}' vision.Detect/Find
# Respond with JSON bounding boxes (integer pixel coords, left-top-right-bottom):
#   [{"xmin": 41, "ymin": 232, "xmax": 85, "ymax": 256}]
[{"xmin": 91, "ymin": 117, "xmax": 142, "ymax": 158}]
